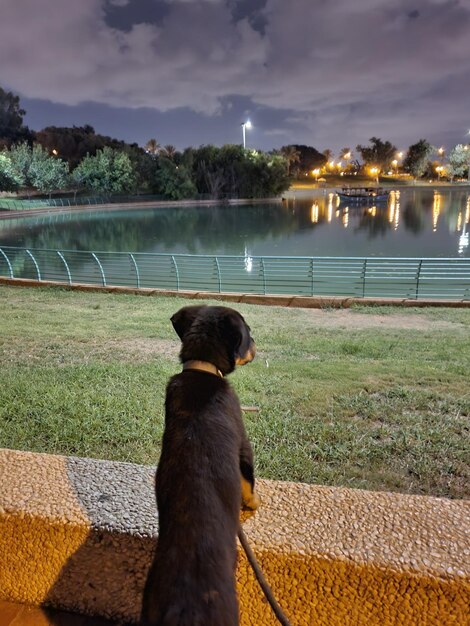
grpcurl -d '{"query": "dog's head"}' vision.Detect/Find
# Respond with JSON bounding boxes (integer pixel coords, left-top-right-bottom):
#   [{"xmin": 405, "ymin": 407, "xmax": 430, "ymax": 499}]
[{"xmin": 170, "ymin": 305, "xmax": 256, "ymax": 375}]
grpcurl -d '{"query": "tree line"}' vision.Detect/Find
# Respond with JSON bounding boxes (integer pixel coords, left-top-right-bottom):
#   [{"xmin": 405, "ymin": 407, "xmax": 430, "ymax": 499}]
[
  {"xmin": 0, "ymin": 87, "xmax": 290, "ymax": 199},
  {"xmin": 1, "ymin": 86, "xmax": 469, "ymax": 200},
  {"xmin": 281, "ymin": 138, "xmax": 470, "ymax": 182}
]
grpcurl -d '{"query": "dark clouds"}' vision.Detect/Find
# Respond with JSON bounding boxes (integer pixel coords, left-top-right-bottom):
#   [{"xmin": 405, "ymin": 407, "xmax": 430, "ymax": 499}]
[{"xmin": 1, "ymin": 0, "xmax": 470, "ymax": 152}]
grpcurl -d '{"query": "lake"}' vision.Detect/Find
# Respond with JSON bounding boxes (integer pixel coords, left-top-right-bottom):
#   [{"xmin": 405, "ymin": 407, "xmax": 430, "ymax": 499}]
[{"xmin": 0, "ymin": 187, "xmax": 469, "ymax": 258}]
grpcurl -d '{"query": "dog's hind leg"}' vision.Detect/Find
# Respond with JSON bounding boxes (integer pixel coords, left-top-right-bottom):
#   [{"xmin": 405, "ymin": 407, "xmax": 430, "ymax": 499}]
[{"xmin": 240, "ymin": 437, "xmax": 260, "ymax": 510}]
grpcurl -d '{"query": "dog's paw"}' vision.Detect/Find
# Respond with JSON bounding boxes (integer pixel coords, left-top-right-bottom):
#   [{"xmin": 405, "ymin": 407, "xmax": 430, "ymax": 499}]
[{"xmin": 242, "ymin": 491, "xmax": 261, "ymax": 511}]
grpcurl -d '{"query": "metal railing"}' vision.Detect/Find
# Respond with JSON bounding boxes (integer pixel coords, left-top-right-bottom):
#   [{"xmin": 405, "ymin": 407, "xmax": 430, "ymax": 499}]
[{"xmin": 0, "ymin": 246, "xmax": 469, "ymax": 300}]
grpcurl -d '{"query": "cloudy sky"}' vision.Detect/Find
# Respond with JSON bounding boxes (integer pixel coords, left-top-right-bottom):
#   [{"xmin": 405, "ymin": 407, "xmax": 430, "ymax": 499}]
[{"xmin": 1, "ymin": 0, "xmax": 469, "ymax": 155}]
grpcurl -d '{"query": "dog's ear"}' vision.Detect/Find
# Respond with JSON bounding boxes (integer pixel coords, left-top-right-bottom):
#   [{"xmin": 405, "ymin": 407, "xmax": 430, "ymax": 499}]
[{"xmin": 170, "ymin": 305, "xmax": 206, "ymax": 340}]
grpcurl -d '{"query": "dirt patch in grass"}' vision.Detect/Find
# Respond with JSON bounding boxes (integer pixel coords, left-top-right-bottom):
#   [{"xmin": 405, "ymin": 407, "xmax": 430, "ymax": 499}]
[
  {"xmin": 1, "ymin": 337, "xmax": 180, "ymax": 366},
  {"xmin": 296, "ymin": 309, "xmax": 464, "ymax": 331}
]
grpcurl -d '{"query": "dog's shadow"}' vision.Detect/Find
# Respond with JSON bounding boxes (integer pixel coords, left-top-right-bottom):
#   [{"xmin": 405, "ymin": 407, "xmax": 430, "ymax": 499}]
[{"xmin": 41, "ymin": 455, "xmax": 158, "ymax": 625}]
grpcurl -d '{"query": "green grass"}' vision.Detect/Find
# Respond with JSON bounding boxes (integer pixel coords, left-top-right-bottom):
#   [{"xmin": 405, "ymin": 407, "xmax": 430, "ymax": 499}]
[{"xmin": 1, "ymin": 286, "xmax": 469, "ymax": 499}]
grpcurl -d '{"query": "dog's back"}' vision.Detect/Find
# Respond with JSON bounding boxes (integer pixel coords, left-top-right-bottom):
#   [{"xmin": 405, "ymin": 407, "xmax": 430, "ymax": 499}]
[
  {"xmin": 141, "ymin": 370, "xmax": 244, "ymax": 625},
  {"xmin": 141, "ymin": 305, "xmax": 258, "ymax": 626}
]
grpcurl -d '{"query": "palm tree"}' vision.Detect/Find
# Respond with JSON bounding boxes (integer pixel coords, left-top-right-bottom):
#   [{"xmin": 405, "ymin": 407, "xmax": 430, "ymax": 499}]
[
  {"xmin": 280, "ymin": 145, "xmax": 300, "ymax": 176},
  {"xmin": 339, "ymin": 147, "xmax": 353, "ymax": 172},
  {"xmin": 161, "ymin": 144, "xmax": 177, "ymax": 160},
  {"xmin": 145, "ymin": 138, "xmax": 160, "ymax": 156}
]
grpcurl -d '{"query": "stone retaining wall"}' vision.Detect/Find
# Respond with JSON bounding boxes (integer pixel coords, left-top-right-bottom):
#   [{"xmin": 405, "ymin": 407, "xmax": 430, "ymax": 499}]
[
  {"xmin": 1, "ymin": 277, "xmax": 469, "ymax": 309},
  {"xmin": 0, "ymin": 449, "xmax": 469, "ymax": 625}
]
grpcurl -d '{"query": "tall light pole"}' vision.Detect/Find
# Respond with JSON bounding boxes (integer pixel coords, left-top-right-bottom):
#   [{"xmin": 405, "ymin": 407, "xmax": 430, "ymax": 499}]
[{"xmin": 241, "ymin": 120, "xmax": 252, "ymax": 149}]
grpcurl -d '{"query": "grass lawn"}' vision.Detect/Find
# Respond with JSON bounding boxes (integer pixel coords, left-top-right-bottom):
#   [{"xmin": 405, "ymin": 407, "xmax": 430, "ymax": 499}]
[{"xmin": 1, "ymin": 285, "xmax": 469, "ymax": 499}]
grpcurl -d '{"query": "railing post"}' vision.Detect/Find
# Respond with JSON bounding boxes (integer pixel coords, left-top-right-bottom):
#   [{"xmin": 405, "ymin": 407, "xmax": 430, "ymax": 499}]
[
  {"xmin": 311, "ymin": 258, "xmax": 314, "ymax": 296},
  {"xmin": 26, "ymin": 249, "xmax": 41, "ymax": 281},
  {"xmin": 260, "ymin": 258, "xmax": 266, "ymax": 294},
  {"xmin": 0, "ymin": 247, "xmax": 14, "ymax": 278},
  {"xmin": 91, "ymin": 253, "xmax": 106, "ymax": 286},
  {"xmin": 362, "ymin": 259, "xmax": 368, "ymax": 298},
  {"xmin": 57, "ymin": 251, "xmax": 72, "ymax": 285},
  {"xmin": 215, "ymin": 257, "xmax": 222, "ymax": 292},
  {"xmin": 129, "ymin": 253, "xmax": 140, "ymax": 289},
  {"xmin": 415, "ymin": 260, "xmax": 423, "ymax": 300},
  {"xmin": 170, "ymin": 255, "xmax": 180, "ymax": 291}
]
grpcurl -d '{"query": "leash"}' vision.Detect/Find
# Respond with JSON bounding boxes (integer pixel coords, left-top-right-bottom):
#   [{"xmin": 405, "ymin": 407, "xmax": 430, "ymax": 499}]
[{"xmin": 237, "ymin": 525, "xmax": 293, "ymax": 626}]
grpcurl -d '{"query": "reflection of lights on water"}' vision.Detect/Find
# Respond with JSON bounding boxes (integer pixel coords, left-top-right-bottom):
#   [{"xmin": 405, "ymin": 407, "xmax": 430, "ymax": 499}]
[
  {"xmin": 459, "ymin": 231, "xmax": 469, "ymax": 254},
  {"xmin": 458, "ymin": 198, "xmax": 470, "ymax": 254},
  {"xmin": 368, "ymin": 206, "xmax": 377, "ymax": 217},
  {"xmin": 244, "ymin": 247, "xmax": 253, "ymax": 273},
  {"xmin": 327, "ymin": 193, "xmax": 335, "ymax": 222},
  {"xmin": 342, "ymin": 208, "xmax": 349, "ymax": 228},
  {"xmin": 311, "ymin": 203, "xmax": 319, "ymax": 223},
  {"xmin": 432, "ymin": 191, "xmax": 441, "ymax": 232},
  {"xmin": 389, "ymin": 190, "xmax": 400, "ymax": 230}
]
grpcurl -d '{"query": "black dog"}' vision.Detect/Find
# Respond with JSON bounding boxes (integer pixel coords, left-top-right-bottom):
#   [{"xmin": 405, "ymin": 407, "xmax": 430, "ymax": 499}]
[{"xmin": 141, "ymin": 305, "xmax": 260, "ymax": 626}]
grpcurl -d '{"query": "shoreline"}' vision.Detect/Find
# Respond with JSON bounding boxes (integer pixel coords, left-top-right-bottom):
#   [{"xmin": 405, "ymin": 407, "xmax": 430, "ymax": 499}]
[{"xmin": 0, "ymin": 180, "xmax": 469, "ymax": 221}]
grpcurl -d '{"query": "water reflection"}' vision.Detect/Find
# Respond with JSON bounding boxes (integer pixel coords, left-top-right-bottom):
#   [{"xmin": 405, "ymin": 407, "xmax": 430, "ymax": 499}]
[
  {"xmin": 458, "ymin": 197, "xmax": 470, "ymax": 255},
  {"xmin": 0, "ymin": 188, "xmax": 469, "ymax": 257}
]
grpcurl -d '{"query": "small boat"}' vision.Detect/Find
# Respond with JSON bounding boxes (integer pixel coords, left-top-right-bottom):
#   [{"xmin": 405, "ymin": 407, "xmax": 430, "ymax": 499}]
[{"xmin": 336, "ymin": 187, "xmax": 390, "ymax": 204}]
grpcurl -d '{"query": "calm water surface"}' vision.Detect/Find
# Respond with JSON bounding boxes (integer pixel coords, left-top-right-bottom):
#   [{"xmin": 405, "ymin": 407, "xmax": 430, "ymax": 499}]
[{"xmin": 0, "ymin": 188, "xmax": 469, "ymax": 258}]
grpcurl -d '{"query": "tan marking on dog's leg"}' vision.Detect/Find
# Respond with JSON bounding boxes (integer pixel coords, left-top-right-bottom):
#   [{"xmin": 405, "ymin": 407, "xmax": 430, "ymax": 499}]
[{"xmin": 241, "ymin": 476, "xmax": 261, "ymax": 510}]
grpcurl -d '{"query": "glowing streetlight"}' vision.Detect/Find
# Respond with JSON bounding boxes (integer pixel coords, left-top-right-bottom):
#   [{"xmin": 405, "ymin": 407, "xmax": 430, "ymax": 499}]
[
  {"xmin": 241, "ymin": 120, "xmax": 252, "ymax": 149},
  {"xmin": 369, "ymin": 166, "xmax": 379, "ymax": 183}
]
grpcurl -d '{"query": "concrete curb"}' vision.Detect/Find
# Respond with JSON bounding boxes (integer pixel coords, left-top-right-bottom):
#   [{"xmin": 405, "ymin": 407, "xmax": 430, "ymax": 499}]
[
  {"xmin": 0, "ymin": 449, "xmax": 469, "ymax": 625},
  {"xmin": 1, "ymin": 277, "xmax": 469, "ymax": 309}
]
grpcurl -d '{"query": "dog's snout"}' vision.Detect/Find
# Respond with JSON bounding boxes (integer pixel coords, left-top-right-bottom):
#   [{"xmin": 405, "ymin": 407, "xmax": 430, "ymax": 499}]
[{"xmin": 235, "ymin": 338, "xmax": 256, "ymax": 366}]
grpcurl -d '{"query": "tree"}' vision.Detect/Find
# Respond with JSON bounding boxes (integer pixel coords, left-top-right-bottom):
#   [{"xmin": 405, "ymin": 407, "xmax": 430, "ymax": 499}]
[
  {"xmin": 153, "ymin": 157, "xmax": 197, "ymax": 200},
  {"xmin": 287, "ymin": 145, "xmax": 326, "ymax": 176},
  {"xmin": 10, "ymin": 143, "xmax": 68, "ymax": 191},
  {"xmin": 0, "ymin": 151, "xmax": 22, "ymax": 191},
  {"xmin": 403, "ymin": 139, "xmax": 434, "ymax": 179},
  {"xmin": 448, "ymin": 144, "xmax": 470, "ymax": 181},
  {"xmin": 8, "ymin": 142, "xmax": 35, "ymax": 187},
  {"xmin": 144, "ymin": 138, "xmax": 160, "ymax": 155},
  {"xmin": 188, "ymin": 144, "xmax": 290, "ymax": 199},
  {"xmin": 71, "ymin": 147, "xmax": 137, "ymax": 194},
  {"xmin": 34, "ymin": 125, "xmax": 144, "ymax": 169},
  {"xmin": 0, "ymin": 87, "xmax": 33, "ymax": 145},
  {"xmin": 279, "ymin": 145, "xmax": 300, "ymax": 176},
  {"xmin": 1, "ymin": 142, "xmax": 69, "ymax": 194},
  {"xmin": 356, "ymin": 137, "xmax": 397, "ymax": 171},
  {"xmin": 161, "ymin": 144, "xmax": 178, "ymax": 160},
  {"xmin": 28, "ymin": 144, "xmax": 69, "ymax": 196}
]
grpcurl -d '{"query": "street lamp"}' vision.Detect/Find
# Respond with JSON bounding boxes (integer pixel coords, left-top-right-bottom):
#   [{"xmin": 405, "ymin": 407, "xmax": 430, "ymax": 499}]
[
  {"xmin": 241, "ymin": 120, "xmax": 252, "ymax": 149},
  {"xmin": 369, "ymin": 166, "xmax": 379, "ymax": 183}
]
